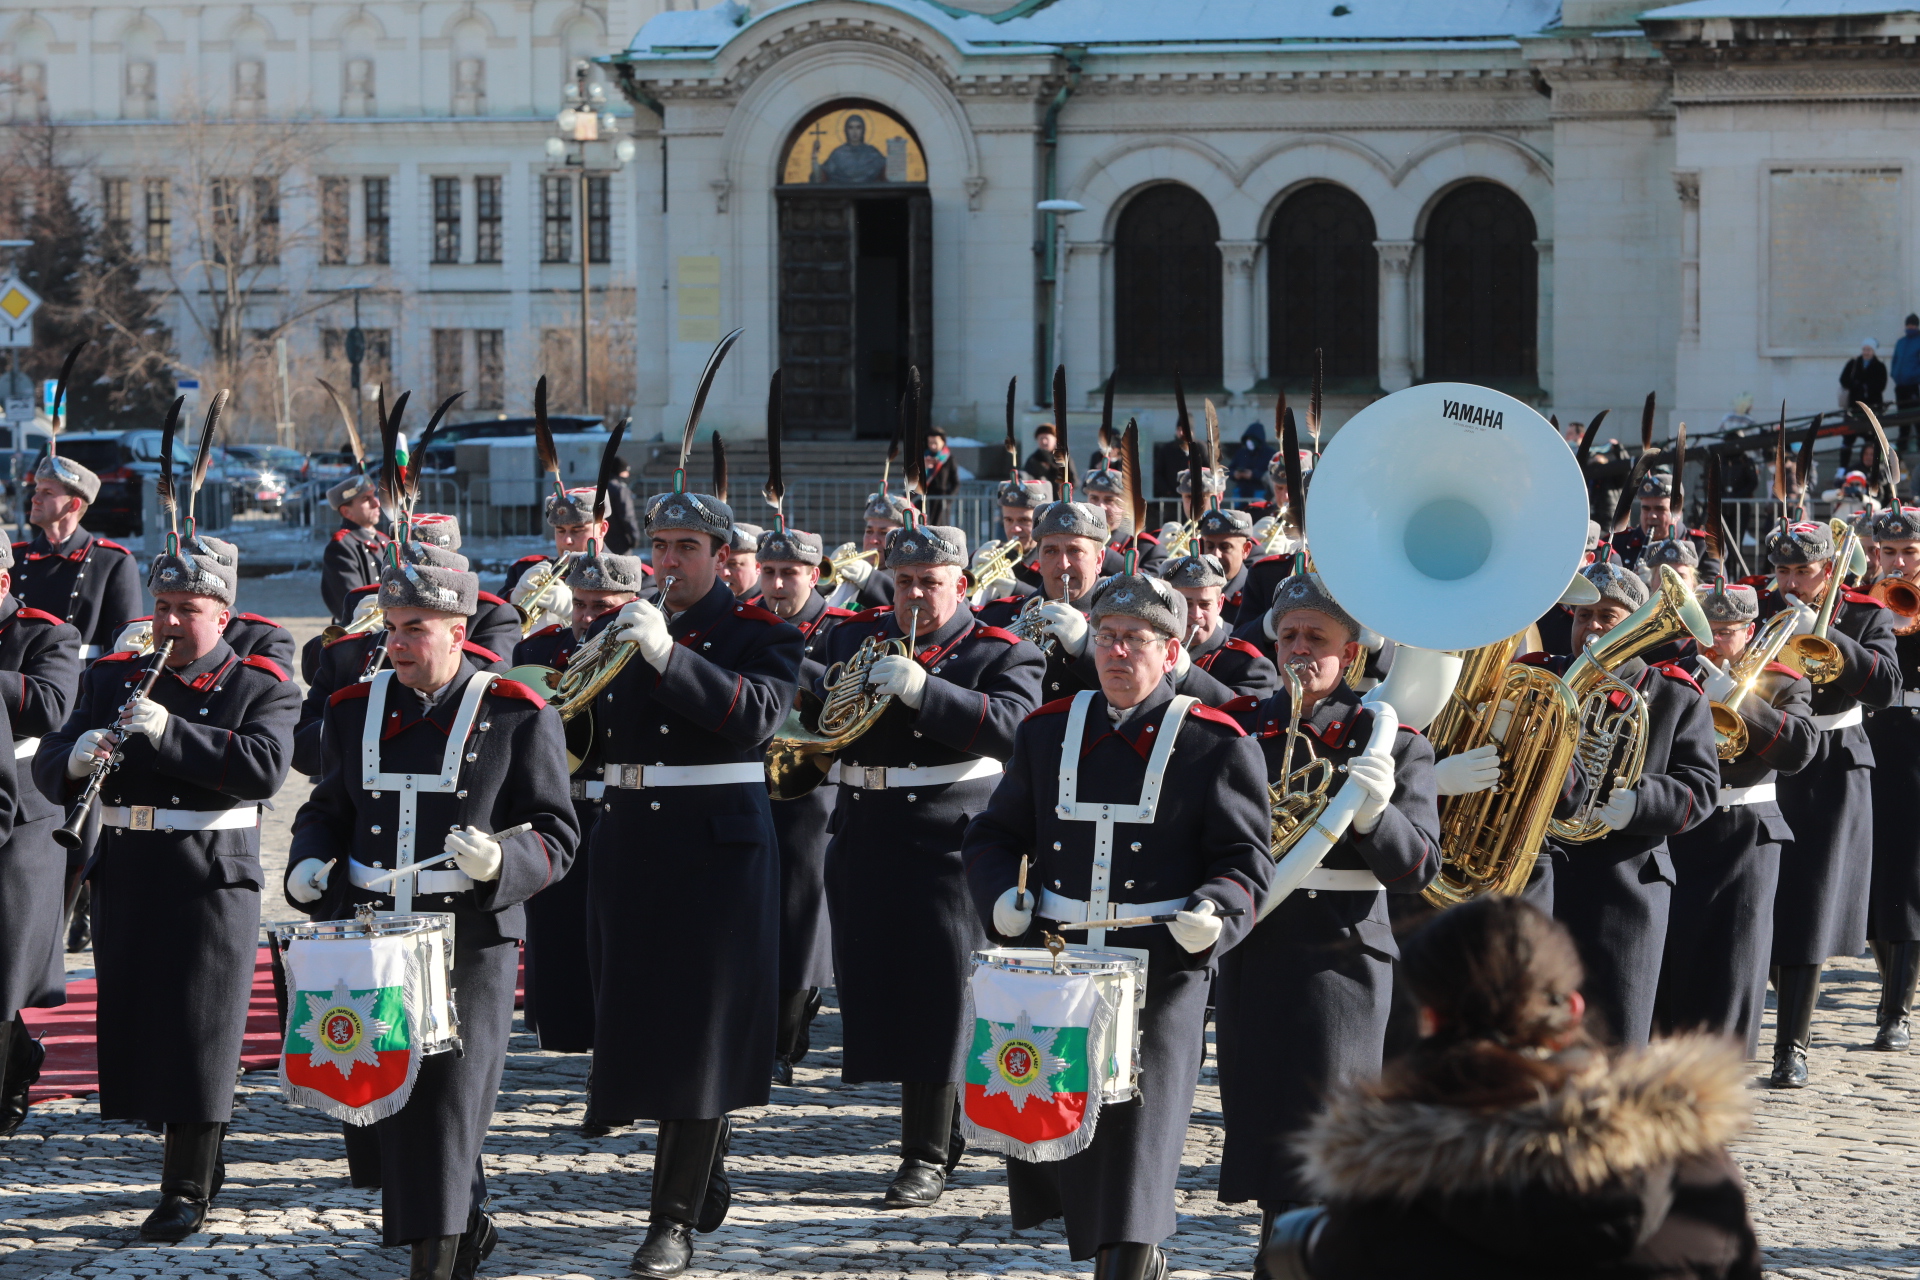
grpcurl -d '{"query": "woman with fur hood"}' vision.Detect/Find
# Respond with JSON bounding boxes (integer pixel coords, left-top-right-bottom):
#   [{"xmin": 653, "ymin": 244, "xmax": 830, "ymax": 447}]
[{"xmin": 1264, "ymin": 897, "xmax": 1762, "ymax": 1280}]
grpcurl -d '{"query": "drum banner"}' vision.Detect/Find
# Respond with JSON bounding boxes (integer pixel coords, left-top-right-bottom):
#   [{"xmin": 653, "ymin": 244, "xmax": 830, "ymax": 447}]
[
  {"xmin": 961, "ymin": 960, "xmax": 1119, "ymax": 1162},
  {"xmin": 279, "ymin": 934, "xmax": 426, "ymax": 1125}
]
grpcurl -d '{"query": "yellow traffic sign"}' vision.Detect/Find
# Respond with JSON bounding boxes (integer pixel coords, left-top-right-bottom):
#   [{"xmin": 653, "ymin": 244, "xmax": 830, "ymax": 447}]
[{"xmin": 0, "ymin": 277, "xmax": 40, "ymax": 324}]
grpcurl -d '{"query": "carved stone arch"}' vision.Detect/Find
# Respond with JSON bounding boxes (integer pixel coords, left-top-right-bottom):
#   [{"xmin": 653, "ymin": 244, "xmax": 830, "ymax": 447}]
[
  {"xmin": 1238, "ymin": 136, "xmax": 1399, "ymax": 239},
  {"xmin": 716, "ymin": 2, "xmax": 963, "ymax": 99},
  {"xmin": 116, "ymin": 13, "xmax": 163, "ymax": 49},
  {"xmin": 222, "ymin": 12, "xmax": 279, "ymax": 45},
  {"xmin": 548, "ymin": 5, "xmax": 608, "ymax": 39},
  {"xmin": 1419, "ymin": 179, "xmax": 1541, "ymax": 386},
  {"xmin": 1069, "ymin": 142, "xmax": 1248, "ymax": 242},
  {"xmin": 1390, "ymin": 132, "xmax": 1554, "ymax": 241},
  {"xmin": 5, "ymin": 14, "xmax": 54, "ymax": 51},
  {"xmin": 439, "ymin": 8, "xmax": 500, "ymax": 41},
  {"xmin": 1111, "ymin": 182, "xmax": 1224, "ymax": 387},
  {"xmin": 329, "ymin": 10, "xmax": 389, "ymax": 42}
]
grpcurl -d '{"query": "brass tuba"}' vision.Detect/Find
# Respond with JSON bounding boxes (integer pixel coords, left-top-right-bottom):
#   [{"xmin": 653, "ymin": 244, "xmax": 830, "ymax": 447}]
[{"xmin": 765, "ymin": 633, "xmax": 908, "ymax": 800}]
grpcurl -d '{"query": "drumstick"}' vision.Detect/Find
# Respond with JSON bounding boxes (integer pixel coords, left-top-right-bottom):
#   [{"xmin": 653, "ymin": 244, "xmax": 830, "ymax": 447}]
[
  {"xmin": 359, "ymin": 823, "xmax": 535, "ymax": 888},
  {"xmin": 1016, "ymin": 855, "xmax": 1029, "ymax": 912},
  {"xmin": 1053, "ymin": 907, "xmax": 1248, "ymax": 931}
]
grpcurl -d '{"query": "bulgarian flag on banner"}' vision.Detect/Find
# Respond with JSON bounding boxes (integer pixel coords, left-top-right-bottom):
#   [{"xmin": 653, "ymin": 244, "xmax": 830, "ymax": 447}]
[
  {"xmin": 962, "ymin": 955, "xmax": 1120, "ymax": 1162},
  {"xmin": 279, "ymin": 934, "xmax": 425, "ymax": 1125}
]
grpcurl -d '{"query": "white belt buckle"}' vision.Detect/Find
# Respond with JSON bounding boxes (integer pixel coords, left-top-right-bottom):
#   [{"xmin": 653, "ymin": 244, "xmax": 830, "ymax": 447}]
[
  {"xmin": 129, "ymin": 805, "xmax": 155, "ymax": 831},
  {"xmin": 863, "ymin": 766, "xmax": 887, "ymax": 791}
]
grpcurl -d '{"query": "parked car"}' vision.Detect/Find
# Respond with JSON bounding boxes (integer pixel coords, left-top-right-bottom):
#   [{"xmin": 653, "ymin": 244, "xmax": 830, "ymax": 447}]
[
  {"xmin": 41, "ymin": 430, "xmax": 237, "ymax": 537},
  {"xmin": 223, "ymin": 444, "xmax": 308, "ymax": 514}
]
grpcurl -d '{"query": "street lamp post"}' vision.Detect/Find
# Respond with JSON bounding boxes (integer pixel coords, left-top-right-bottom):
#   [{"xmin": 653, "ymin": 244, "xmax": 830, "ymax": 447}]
[
  {"xmin": 1036, "ymin": 199, "xmax": 1084, "ymax": 406},
  {"xmin": 547, "ymin": 61, "xmax": 637, "ymax": 417}
]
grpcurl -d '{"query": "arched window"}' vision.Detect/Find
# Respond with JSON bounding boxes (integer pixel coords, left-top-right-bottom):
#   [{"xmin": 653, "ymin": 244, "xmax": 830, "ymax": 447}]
[
  {"xmin": 1114, "ymin": 185, "xmax": 1221, "ymax": 386},
  {"xmin": 1422, "ymin": 182, "xmax": 1538, "ymax": 385},
  {"xmin": 1268, "ymin": 184, "xmax": 1377, "ymax": 386}
]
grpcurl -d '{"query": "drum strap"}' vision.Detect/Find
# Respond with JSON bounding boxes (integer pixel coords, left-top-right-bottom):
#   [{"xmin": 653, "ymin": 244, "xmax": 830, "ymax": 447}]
[
  {"xmin": 361, "ymin": 669, "xmax": 498, "ymax": 914},
  {"xmin": 1056, "ymin": 691, "xmax": 1196, "ymax": 946}
]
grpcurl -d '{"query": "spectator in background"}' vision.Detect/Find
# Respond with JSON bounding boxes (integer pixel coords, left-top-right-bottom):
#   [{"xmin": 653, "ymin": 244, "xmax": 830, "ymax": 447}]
[
  {"xmin": 1843, "ymin": 339, "xmax": 1889, "ymax": 415},
  {"xmin": 1022, "ymin": 424, "xmax": 1063, "ymax": 492},
  {"xmin": 922, "ymin": 427, "xmax": 958, "ymax": 525},
  {"xmin": 1227, "ymin": 421, "xmax": 1274, "ymax": 504},
  {"xmin": 605, "ymin": 456, "xmax": 640, "ymax": 555},
  {"xmin": 1893, "ymin": 314, "xmax": 1920, "ymax": 451}
]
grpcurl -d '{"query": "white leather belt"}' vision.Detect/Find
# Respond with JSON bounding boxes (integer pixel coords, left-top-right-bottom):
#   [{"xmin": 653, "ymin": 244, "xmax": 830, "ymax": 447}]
[
  {"xmin": 831, "ymin": 757, "xmax": 1004, "ymax": 790},
  {"xmin": 603, "ymin": 761, "xmax": 765, "ymax": 789},
  {"xmin": 348, "ymin": 858, "xmax": 475, "ymax": 896},
  {"xmin": 1811, "ymin": 706, "xmax": 1864, "ymax": 732},
  {"xmin": 1720, "ymin": 783, "xmax": 1776, "ymax": 807},
  {"xmin": 1898, "ymin": 691, "xmax": 1920, "ymax": 709},
  {"xmin": 570, "ymin": 779, "xmax": 608, "ymax": 799},
  {"xmin": 79, "ymin": 645, "xmax": 102, "ymax": 661},
  {"xmin": 99, "ymin": 804, "xmax": 260, "ymax": 832},
  {"xmin": 12, "ymin": 737, "xmax": 37, "ymax": 760},
  {"xmin": 1038, "ymin": 888, "xmax": 1187, "ymax": 923},
  {"xmin": 1301, "ymin": 867, "xmax": 1386, "ymax": 892}
]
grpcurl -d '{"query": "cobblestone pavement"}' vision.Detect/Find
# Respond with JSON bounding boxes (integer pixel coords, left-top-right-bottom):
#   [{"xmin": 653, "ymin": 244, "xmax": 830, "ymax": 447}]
[{"xmin": 1, "ymin": 601, "xmax": 1916, "ymax": 1279}]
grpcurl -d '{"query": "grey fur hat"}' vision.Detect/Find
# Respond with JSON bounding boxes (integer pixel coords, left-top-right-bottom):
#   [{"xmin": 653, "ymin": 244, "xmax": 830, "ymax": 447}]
[
  {"xmin": 1081, "ymin": 467, "xmax": 1124, "ymax": 496},
  {"xmin": 864, "ymin": 490, "xmax": 915, "ymax": 524},
  {"xmin": 645, "ymin": 490, "xmax": 735, "ymax": 543},
  {"xmin": 325, "ymin": 473, "xmax": 378, "ymax": 508},
  {"xmin": 148, "ymin": 544, "xmax": 237, "ymax": 605},
  {"xmin": 1870, "ymin": 507, "xmax": 1920, "ymax": 542},
  {"xmin": 378, "ymin": 558, "xmax": 479, "ymax": 616},
  {"xmin": 1033, "ymin": 500, "xmax": 1109, "ymax": 544},
  {"xmin": 757, "ymin": 527, "xmax": 825, "ymax": 566},
  {"xmin": 729, "ymin": 522, "xmax": 765, "ymax": 555},
  {"xmin": 1582, "ymin": 560, "xmax": 1650, "ymax": 611},
  {"xmin": 1767, "ymin": 520, "xmax": 1835, "ymax": 566},
  {"xmin": 1088, "ymin": 573, "xmax": 1188, "ymax": 641},
  {"xmin": 410, "ymin": 513, "xmax": 462, "ymax": 551},
  {"xmin": 1160, "ymin": 554, "xmax": 1229, "ymax": 590},
  {"xmin": 1197, "ymin": 507, "xmax": 1254, "ymax": 539},
  {"xmin": 564, "ymin": 550, "xmax": 647, "ymax": 593},
  {"xmin": 1269, "ymin": 571, "xmax": 1360, "ymax": 639},
  {"xmin": 1644, "ymin": 538, "xmax": 1699, "ymax": 570},
  {"xmin": 1176, "ymin": 466, "xmax": 1227, "ymax": 498},
  {"xmin": 186, "ymin": 534, "xmax": 238, "ymax": 569},
  {"xmin": 545, "ymin": 486, "xmax": 606, "ymax": 528},
  {"xmin": 36, "ymin": 453, "xmax": 100, "ymax": 504},
  {"xmin": 883, "ymin": 524, "xmax": 967, "ymax": 570},
  {"xmin": 1699, "ymin": 580, "xmax": 1759, "ymax": 623},
  {"xmin": 997, "ymin": 478, "xmax": 1052, "ymax": 510},
  {"xmin": 400, "ymin": 541, "xmax": 471, "ymax": 572},
  {"xmin": 1639, "ymin": 470, "xmax": 1675, "ymax": 499}
]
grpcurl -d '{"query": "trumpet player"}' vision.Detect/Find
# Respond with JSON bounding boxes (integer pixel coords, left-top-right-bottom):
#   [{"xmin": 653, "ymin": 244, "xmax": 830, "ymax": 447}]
[
  {"xmin": 1213, "ymin": 572, "xmax": 1439, "ymax": 1249},
  {"xmin": 320, "ymin": 472, "xmax": 387, "ymax": 623},
  {"xmin": 1657, "ymin": 581, "xmax": 1816, "ymax": 1052},
  {"xmin": 817, "ymin": 524, "xmax": 1044, "ymax": 1210},
  {"xmin": 991, "ymin": 478, "xmax": 1050, "ymax": 597},
  {"xmin": 823, "ymin": 491, "xmax": 913, "ymax": 611},
  {"xmin": 962, "ymin": 572, "xmax": 1271, "ymax": 1280},
  {"xmin": 40, "ymin": 541, "xmax": 299, "ymax": 1240},
  {"xmin": 503, "ymin": 485, "xmax": 608, "ymax": 628},
  {"xmin": 1081, "ymin": 467, "xmax": 1164, "ymax": 577},
  {"xmin": 1162, "ymin": 554, "xmax": 1277, "ymax": 700},
  {"xmin": 977, "ymin": 501, "xmax": 1108, "ymax": 701},
  {"xmin": 754, "ymin": 527, "xmax": 856, "ymax": 1084},
  {"xmin": 586, "ymin": 490, "xmax": 802, "ymax": 1278},
  {"xmin": 1611, "ymin": 470, "xmax": 1712, "ymax": 572},
  {"xmin": 721, "ymin": 523, "xmax": 765, "ymax": 603},
  {"xmin": 1524, "ymin": 561, "xmax": 1720, "ymax": 1050},
  {"xmin": 1760, "ymin": 520, "xmax": 1900, "ymax": 1085},
  {"xmin": 1864, "ymin": 507, "xmax": 1920, "ymax": 1053}
]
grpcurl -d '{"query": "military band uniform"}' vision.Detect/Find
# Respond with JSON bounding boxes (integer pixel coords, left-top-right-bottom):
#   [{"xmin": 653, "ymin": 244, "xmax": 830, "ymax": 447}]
[
  {"xmin": 1231, "ymin": 553, "xmax": 1294, "ymax": 630},
  {"xmin": 1187, "ymin": 624, "xmax": 1278, "ymax": 700},
  {"xmin": 287, "ymin": 655, "xmax": 578, "ymax": 1250},
  {"xmin": 292, "ymin": 629, "xmax": 508, "ymax": 779},
  {"xmin": 1215, "ymin": 679, "xmax": 1440, "ymax": 1212},
  {"xmin": 963, "ymin": 680, "xmax": 1271, "ymax": 1261},
  {"xmin": 322, "ymin": 521, "xmax": 387, "ymax": 622},
  {"xmin": 977, "ymin": 585, "xmax": 1103, "ymax": 703},
  {"xmin": 12, "ymin": 529, "xmax": 142, "ymax": 661},
  {"xmin": 337, "ymin": 582, "xmax": 521, "ymax": 665},
  {"xmin": 1863, "ymin": 511, "xmax": 1920, "ymax": 1048}
]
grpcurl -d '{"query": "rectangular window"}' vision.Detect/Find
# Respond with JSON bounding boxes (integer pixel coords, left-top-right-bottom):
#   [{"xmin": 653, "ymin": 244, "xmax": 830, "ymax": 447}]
[
  {"xmin": 475, "ymin": 329, "xmax": 504, "ymax": 408},
  {"xmin": 364, "ymin": 177, "xmax": 390, "ymax": 264},
  {"xmin": 101, "ymin": 178, "xmax": 131, "ymax": 256},
  {"xmin": 475, "ymin": 176, "xmax": 502, "ymax": 264},
  {"xmin": 587, "ymin": 174, "xmax": 611, "ymax": 264},
  {"xmin": 210, "ymin": 178, "xmax": 239, "ymax": 265},
  {"xmin": 251, "ymin": 176, "xmax": 279, "ymax": 264},
  {"xmin": 322, "ymin": 327, "xmax": 393, "ymax": 389},
  {"xmin": 542, "ymin": 175, "xmax": 572, "ymax": 264},
  {"xmin": 433, "ymin": 329, "xmax": 464, "ymax": 404},
  {"xmin": 143, "ymin": 178, "xmax": 170, "ymax": 263},
  {"xmin": 432, "ymin": 177, "xmax": 461, "ymax": 265},
  {"xmin": 320, "ymin": 177, "xmax": 350, "ymax": 265}
]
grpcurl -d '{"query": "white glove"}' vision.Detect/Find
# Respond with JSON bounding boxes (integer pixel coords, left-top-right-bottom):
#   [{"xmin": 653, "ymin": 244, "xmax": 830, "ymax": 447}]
[
  {"xmin": 1434, "ymin": 742, "xmax": 1501, "ymax": 796},
  {"xmin": 1357, "ymin": 626, "xmax": 1384, "ymax": 653},
  {"xmin": 287, "ymin": 858, "xmax": 333, "ymax": 904},
  {"xmin": 1036, "ymin": 601, "xmax": 1089, "ymax": 657},
  {"xmin": 867, "ymin": 653, "xmax": 928, "ymax": 709},
  {"xmin": 1345, "ymin": 751, "xmax": 1396, "ymax": 835},
  {"xmin": 615, "ymin": 598, "xmax": 674, "ymax": 671},
  {"xmin": 65, "ymin": 728, "xmax": 114, "ymax": 779},
  {"xmin": 121, "ymin": 695, "xmax": 168, "ymax": 741},
  {"xmin": 539, "ymin": 581, "xmax": 574, "ymax": 622},
  {"xmin": 111, "ymin": 621, "xmax": 151, "ymax": 655},
  {"xmin": 444, "ymin": 826, "xmax": 504, "ymax": 883},
  {"xmin": 1167, "ymin": 899, "xmax": 1223, "ymax": 954},
  {"xmin": 970, "ymin": 541, "xmax": 1003, "ymax": 574},
  {"xmin": 508, "ymin": 566, "xmax": 551, "ymax": 607},
  {"xmin": 1595, "ymin": 786, "xmax": 1638, "ymax": 832},
  {"xmin": 1782, "ymin": 594, "xmax": 1819, "ymax": 637},
  {"xmin": 1697, "ymin": 656, "xmax": 1737, "ymax": 704},
  {"xmin": 1250, "ymin": 516, "xmax": 1276, "ymax": 540},
  {"xmin": 992, "ymin": 886, "xmax": 1032, "ymax": 938},
  {"xmin": 351, "ymin": 594, "xmax": 380, "ymax": 623},
  {"xmin": 1158, "ymin": 521, "xmax": 1184, "ymax": 544},
  {"xmin": 1173, "ymin": 642, "xmax": 1191, "ymax": 678},
  {"xmin": 841, "ymin": 556, "xmax": 874, "ymax": 587}
]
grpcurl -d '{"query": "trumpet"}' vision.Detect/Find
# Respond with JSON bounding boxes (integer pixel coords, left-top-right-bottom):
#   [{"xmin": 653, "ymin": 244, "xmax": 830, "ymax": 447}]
[
  {"xmin": 828, "ymin": 541, "xmax": 882, "ymax": 586},
  {"xmin": 1004, "ymin": 575, "xmax": 1075, "ymax": 657},
  {"xmin": 321, "ymin": 602, "xmax": 387, "ymax": 645},
  {"xmin": 1872, "ymin": 574, "xmax": 1920, "ymax": 637},
  {"xmin": 514, "ymin": 553, "xmax": 576, "ymax": 638},
  {"xmin": 1710, "ymin": 608, "xmax": 1799, "ymax": 760},
  {"xmin": 1779, "ymin": 518, "xmax": 1869, "ymax": 685},
  {"xmin": 1162, "ymin": 520, "xmax": 1201, "ymax": 560},
  {"xmin": 967, "ymin": 539, "xmax": 1026, "ymax": 605}
]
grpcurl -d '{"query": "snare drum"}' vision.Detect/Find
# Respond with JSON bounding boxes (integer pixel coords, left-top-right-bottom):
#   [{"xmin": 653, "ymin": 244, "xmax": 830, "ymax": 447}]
[
  {"xmin": 961, "ymin": 945, "xmax": 1145, "ymax": 1162},
  {"xmin": 273, "ymin": 912, "xmax": 459, "ymax": 1124}
]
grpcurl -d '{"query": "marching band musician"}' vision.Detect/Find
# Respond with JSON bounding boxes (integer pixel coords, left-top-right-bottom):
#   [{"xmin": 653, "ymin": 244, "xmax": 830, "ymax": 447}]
[
  {"xmin": 40, "ymin": 539, "xmax": 299, "ymax": 1240},
  {"xmin": 502, "ymin": 484, "xmax": 607, "ymax": 615},
  {"xmin": 320, "ymin": 471, "xmax": 388, "ymax": 623},
  {"xmin": 1197, "ymin": 507, "xmax": 1261, "ymax": 627},
  {"xmin": 1657, "ymin": 581, "xmax": 1816, "ymax": 1052},
  {"xmin": 992, "ymin": 478, "xmax": 1050, "ymax": 598},
  {"xmin": 1864, "ymin": 507, "xmax": 1920, "ymax": 1052},
  {"xmin": 285, "ymin": 552, "xmax": 578, "ymax": 1280},
  {"xmin": 13, "ymin": 454, "xmax": 143, "ymax": 661},
  {"xmin": 977, "ymin": 501, "xmax": 1109, "ymax": 703},
  {"xmin": 1081, "ymin": 467, "xmax": 1165, "ymax": 577},
  {"xmin": 817, "ymin": 523, "xmax": 1044, "ymax": 1209},
  {"xmin": 1213, "ymin": 572, "xmax": 1439, "ymax": 1250},
  {"xmin": 824, "ymin": 492, "xmax": 912, "ymax": 611},
  {"xmin": 584, "ymin": 489, "xmax": 802, "ymax": 1278},
  {"xmin": 1524, "ymin": 561, "xmax": 1719, "ymax": 1049},
  {"xmin": 508, "ymin": 549, "xmax": 645, "ymax": 1061},
  {"xmin": 1610, "ymin": 470, "xmax": 1711, "ymax": 571},
  {"xmin": 115, "ymin": 536, "xmax": 297, "ymax": 675},
  {"xmin": 721, "ymin": 523, "xmax": 765, "ymax": 603},
  {"xmin": 1761, "ymin": 519, "xmax": 1900, "ymax": 1085},
  {"xmin": 337, "ymin": 516, "xmax": 520, "ymax": 666},
  {"xmin": 963, "ymin": 571, "xmax": 1271, "ymax": 1280},
  {"xmin": 0, "ymin": 538, "xmax": 81, "ymax": 1136},
  {"xmin": 1160, "ymin": 555, "xmax": 1277, "ymax": 700},
  {"xmin": 754, "ymin": 526, "xmax": 856, "ymax": 1084}
]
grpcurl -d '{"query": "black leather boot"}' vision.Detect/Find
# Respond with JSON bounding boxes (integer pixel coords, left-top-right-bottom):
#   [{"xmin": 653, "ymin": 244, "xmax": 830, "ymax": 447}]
[
  {"xmin": 696, "ymin": 1116, "xmax": 732, "ymax": 1232},
  {"xmin": 0, "ymin": 1015, "xmax": 42, "ymax": 1137},
  {"xmin": 1874, "ymin": 942, "xmax": 1920, "ymax": 1051},
  {"xmin": 885, "ymin": 1082, "xmax": 961, "ymax": 1209},
  {"xmin": 1092, "ymin": 1242, "xmax": 1166, "ymax": 1280},
  {"xmin": 452, "ymin": 1209, "xmax": 498, "ymax": 1280},
  {"xmin": 630, "ymin": 1118, "xmax": 724, "ymax": 1277},
  {"xmin": 1260, "ymin": 1208, "xmax": 1329, "ymax": 1280},
  {"xmin": 65, "ymin": 884, "xmax": 89, "ymax": 953},
  {"xmin": 1770, "ymin": 964, "xmax": 1821, "ymax": 1088},
  {"xmin": 410, "ymin": 1235, "xmax": 460, "ymax": 1280},
  {"xmin": 772, "ymin": 989, "xmax": 822, "ymax": 1086},
  {"xmin": 139, "ymin": 1121, "xmax": 225, "ymax": 1241}
]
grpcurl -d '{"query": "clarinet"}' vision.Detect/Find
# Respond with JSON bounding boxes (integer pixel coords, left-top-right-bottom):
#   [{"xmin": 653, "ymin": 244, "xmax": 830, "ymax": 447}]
[{"xmin": 55, "ymin": 637, "xmax": 176, "ymax": 850}]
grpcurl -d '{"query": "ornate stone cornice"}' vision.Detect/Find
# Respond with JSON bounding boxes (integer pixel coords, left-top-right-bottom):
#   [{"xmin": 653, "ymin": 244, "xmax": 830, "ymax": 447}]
[{"xmin": 1672, "ymin": 62, "xmax": 1920, "ymax": 104}]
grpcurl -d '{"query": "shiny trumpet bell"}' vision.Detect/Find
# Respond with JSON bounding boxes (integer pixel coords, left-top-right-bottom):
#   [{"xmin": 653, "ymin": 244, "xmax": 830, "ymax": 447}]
[{"xmin": 1306, "ymin": 383, "xmax": 1591, "ymax": 653}]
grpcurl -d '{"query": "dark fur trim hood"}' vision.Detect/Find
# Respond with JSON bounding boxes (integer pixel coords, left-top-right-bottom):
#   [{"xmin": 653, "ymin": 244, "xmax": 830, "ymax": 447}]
[{"xmin": 1300, "ymin": 1035, "xmax": 1750, "ymax": 1203}]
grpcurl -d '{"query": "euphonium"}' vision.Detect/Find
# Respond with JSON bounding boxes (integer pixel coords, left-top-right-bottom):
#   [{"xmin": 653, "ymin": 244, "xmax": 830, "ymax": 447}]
[
  {"xmin": 1005, "ymin": 594, "xmax": 1058, "ymax": 657},
  {"xmin": 1548, "ymin": 565, "xmax": 1714, "ymax": 844},
  {"xmin": 1710, "ymin": 608, "xmax": 1799, "ymax": 760},
  {"xmin": 765, "ymin": 633, "xmax": 908, "ymax": 800},
  {"xmin": 1871, "ymin": 574, "xmax": 1920, "ymax": 637},
  {"xmin": 1779, "ymin": 518, "xmax": 1869, "ymax": 685}
]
